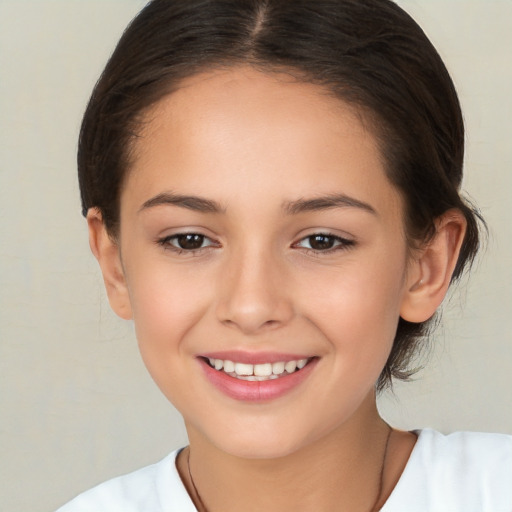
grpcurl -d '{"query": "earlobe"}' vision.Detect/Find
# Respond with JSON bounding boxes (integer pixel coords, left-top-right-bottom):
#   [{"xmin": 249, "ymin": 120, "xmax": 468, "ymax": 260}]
[
  {"xmin": 400, "ymin": 210, "xmax": 467, "ymax": 323},
  {"xmin": 87, "ymin": 208, "xmax": 133, "ymax": 320}
]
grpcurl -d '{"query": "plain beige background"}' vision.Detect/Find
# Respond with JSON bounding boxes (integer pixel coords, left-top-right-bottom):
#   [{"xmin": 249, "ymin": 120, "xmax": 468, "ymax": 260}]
[{"xmin": 0, "ymin": 1, "xmax": 511, "ymax": 511}]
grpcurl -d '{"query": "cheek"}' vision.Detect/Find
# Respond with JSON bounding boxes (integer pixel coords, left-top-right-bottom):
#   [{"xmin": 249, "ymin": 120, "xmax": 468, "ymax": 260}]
[
  {"xmin": 124, "ymin": 262, "xmax": 216, "ymax": 411},
  {"xmin": 300, "ymin": 253, "xmax": 407, "ymax": 358},
  {"xmin": 125, "ymin": 260, "xmax": 213, "ymax": 358}
]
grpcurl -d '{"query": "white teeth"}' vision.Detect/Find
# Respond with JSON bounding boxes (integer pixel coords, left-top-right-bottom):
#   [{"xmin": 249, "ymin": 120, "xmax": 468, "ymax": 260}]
[
  {"xmin": 234, "ymin": 362, "xmax": 253, "ymax": 376},
  {"xmin": 207, "ymin": 357, "xmax": 310, "ymax": 379},
  {"xmin": 272, "ymin": 361, "xmax": 285, "ymax": 375},
  {"xmin": 254, "ymin": 363, "xmax": 272, "ymax": 377},
  {"xmin": 223, "ymin": 360, "xmax": 235, "ymax": 373},
  {"xmin": 284, "ymin": 360, "xmax": 297, "ymax": 373}
]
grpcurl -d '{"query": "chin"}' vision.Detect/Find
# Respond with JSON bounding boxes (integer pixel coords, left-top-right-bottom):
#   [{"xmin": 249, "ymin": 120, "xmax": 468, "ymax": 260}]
[
  {"xmin": 218, "ymin": 436, "xmax": 302, "ymax": 460},
  {"xmin": 204, "ymin": 419, "xmax": 325, "ymax": 461}
]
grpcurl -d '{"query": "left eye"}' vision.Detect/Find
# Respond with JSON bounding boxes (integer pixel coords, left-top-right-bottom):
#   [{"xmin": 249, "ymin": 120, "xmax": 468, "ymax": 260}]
[
  {"xmin": 295, "ymin": 234, "xmax": 352, "ymax": 251},
  {"xmin": 162, "ymin": 233, "xmax": 215, "ymax": 251}
]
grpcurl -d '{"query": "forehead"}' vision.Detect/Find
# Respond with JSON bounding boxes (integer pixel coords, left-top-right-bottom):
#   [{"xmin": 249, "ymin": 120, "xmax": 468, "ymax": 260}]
[
  {"xmin": 138, "ymin": 66, "xmax": 374, "ymax": 156},
  {"xmin": 126, "ymin": 66, "xmax": 401, "ymax": 218}
]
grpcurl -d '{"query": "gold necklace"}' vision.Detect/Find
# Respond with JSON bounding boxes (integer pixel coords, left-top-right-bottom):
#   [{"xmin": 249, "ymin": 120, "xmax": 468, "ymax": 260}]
[{"xmin": 186, "ymin": 426, "xmax": 392, "ymax": 512}]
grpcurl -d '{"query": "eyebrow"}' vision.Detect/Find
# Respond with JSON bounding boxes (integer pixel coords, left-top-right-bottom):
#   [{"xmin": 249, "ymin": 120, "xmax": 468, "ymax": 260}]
[
  {"xmin": 139, "ymin": 191, "xmax": 376, "ymax": 216},
  {"xmin": 283, "ymin": 194, "xmax": 377, "ymax": 216},
  {"xmin": 139, "ymin": 192, "xmax": 224, "ymax": 214}
]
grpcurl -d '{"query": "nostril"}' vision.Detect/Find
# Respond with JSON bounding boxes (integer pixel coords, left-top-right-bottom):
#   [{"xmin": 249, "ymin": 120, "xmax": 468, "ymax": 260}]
[
  {"xmin": 215, "ymin": 271, "xmax": 294, "ymax": 333},
  {"xmin": 221, "ymin": 316, "xmax": 283, "ymax": 334}
]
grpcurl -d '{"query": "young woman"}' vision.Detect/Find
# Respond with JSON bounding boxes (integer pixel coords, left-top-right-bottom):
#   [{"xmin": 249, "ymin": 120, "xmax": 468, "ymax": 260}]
[{"xmin": 57, "ymin": 0, "xmax": 512, "ymax": 510}]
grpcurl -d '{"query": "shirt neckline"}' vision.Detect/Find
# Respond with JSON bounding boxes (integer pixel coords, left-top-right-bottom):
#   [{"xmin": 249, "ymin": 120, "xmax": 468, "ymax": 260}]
[{"xmin": 169, "ymin": 429, "xmax": 429, "ymax": 512}]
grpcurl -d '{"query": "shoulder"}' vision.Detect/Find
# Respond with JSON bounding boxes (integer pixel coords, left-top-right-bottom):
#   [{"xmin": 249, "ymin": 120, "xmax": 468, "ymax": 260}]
[
  {"xmin": 55, "ymin": 449, "xmax": 196, "ymax": 512},
  {"xmin": 383, "ymin": 429, "xmax": 512, "ymax": 512}
]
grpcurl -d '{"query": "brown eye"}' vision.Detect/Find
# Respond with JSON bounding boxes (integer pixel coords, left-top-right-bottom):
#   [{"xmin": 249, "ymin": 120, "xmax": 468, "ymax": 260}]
[
  {"xmin": 175, "ymin": 234, "xmax": 206, "ymax": 250},
  {"xmin": 158, "ymin": 232, "xmax": 220, "ymax": 253},
  {"xmin": 308, "ymin": 235, "xmax": 336, "ymax": 250},
  {"xmin": 295, "ymin": 233, "xmax": 354, "ymax": 253}
]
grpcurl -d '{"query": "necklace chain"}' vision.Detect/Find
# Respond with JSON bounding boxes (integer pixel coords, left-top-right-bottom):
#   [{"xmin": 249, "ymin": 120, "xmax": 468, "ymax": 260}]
[
  {"xmin": 186, "ymin": 425, "xmax": 392, "ymax": 512},
  {"xmin": 369, "ymin": 424, "xmax": 392, "ymax": 512},
  {"xmin": 187, "ymin": 449, "xmax": 208, "ymax": 512}
]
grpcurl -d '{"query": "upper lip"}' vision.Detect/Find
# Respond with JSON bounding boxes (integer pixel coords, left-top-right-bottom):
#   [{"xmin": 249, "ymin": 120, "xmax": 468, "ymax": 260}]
[{"xmin": 199, "ymin": 351, "xmax": 314, "ymax": 365}]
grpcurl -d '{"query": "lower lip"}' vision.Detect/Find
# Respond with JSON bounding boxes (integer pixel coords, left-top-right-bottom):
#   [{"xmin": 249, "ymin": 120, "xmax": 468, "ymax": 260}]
[{"xmin": 199, "ymin": 358, "xmax": 318, "ymax": 402}]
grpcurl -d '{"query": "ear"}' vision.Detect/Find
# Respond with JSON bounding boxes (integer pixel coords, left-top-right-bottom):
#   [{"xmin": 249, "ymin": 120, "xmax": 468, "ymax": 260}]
[
  {"xmin": 400, "ymin": 209, "xmax": 467, "ymax": 323},
  {"xmin": 87, "ymin": 208, "xmax": 133, "ymax": 320}
]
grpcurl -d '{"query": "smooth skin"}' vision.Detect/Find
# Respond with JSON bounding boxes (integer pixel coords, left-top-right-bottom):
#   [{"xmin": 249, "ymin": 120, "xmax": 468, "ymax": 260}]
[{"xmin": 88, "ymin": 67, "xmax": 466, "ymax": 511}]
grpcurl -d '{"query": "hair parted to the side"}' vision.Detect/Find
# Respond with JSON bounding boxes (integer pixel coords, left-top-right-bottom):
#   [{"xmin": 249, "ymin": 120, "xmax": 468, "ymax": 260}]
[{"xmin": 78, "ymin": 0, "xmax": 484, "ymax": 390}]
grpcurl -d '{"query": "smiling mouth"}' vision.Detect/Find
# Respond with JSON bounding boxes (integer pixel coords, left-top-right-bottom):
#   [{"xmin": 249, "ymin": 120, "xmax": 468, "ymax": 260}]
[{"xmin": 202, "ymin": 357, "xmax": 313, "ymax": 381}]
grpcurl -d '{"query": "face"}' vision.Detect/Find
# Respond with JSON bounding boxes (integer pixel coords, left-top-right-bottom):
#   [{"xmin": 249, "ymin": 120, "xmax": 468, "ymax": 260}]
[{"xmin": 115, "ymin": 67, "xmax": 413, "ymax": 458}]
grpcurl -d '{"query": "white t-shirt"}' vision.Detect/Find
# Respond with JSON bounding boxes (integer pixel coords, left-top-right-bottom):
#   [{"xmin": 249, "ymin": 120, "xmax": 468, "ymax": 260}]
[{"xmin": 56, "ymin": 429, "xmax": 512, "ymax": 512}]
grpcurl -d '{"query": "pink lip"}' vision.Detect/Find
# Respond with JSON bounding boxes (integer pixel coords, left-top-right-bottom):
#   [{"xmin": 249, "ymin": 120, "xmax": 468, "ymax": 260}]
[{"xmin": 198, "ymin": 356, "xmax": 318, "ymax": 402}]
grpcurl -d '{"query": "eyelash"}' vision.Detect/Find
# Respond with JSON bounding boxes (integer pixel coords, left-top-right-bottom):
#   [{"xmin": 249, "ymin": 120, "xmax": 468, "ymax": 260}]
[
  {"xmin": 156, "ymin": 232, "xmax": 355, "ymax": 255},
  {"xmin": 157, "ymin": 233, "xmax": 220, "ymax": 255},
  {"xmin": 293, "ymin": 233, "xmax": 355, "ymax": 254}
]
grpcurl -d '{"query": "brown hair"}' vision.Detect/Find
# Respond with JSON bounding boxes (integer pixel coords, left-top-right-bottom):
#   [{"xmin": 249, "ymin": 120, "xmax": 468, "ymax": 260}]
[{"xmin": 78, "ymin": 0, "xmax": 484, "ymax": 390}]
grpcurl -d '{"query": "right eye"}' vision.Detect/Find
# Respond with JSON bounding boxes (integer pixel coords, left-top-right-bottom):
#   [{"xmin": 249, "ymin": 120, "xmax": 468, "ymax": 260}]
[{"xmin": 158, "ymin": 233, "xmax": 218, "ymax": 252}]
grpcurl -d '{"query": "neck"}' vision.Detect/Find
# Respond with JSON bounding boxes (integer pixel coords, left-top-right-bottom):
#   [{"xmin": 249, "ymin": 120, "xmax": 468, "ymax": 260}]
[{"xmin": 178, "ymin": 393, "xmax": 395, "ymax": 512}]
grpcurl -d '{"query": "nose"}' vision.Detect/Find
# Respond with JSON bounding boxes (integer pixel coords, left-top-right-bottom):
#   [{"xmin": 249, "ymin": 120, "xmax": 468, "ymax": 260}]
[{"xmin": 215, "ymin": 246, "xmax": 294, "ymax": 335}]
